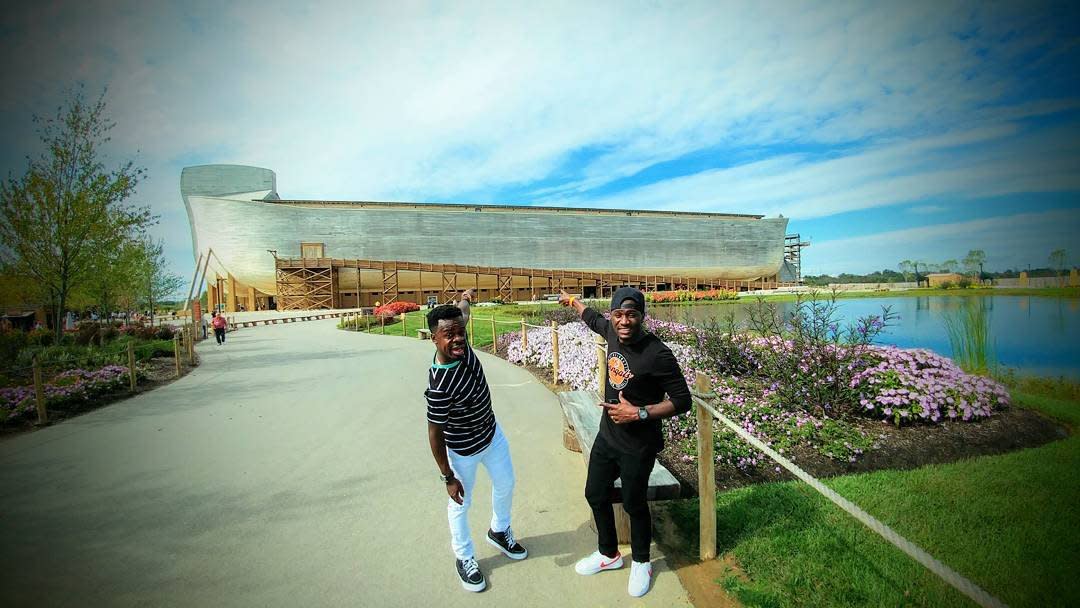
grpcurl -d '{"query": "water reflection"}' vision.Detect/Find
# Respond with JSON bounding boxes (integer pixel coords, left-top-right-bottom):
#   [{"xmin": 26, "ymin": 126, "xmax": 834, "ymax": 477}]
[{"xmin": 649, "ymin": 295, "xmax": 1080, "ymax": 378}]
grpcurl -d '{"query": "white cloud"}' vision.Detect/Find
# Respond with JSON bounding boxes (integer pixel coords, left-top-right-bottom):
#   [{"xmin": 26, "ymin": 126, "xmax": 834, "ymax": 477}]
[
  {"xmin": 0, "ymin": 1, "xmax": 1077, "ymax": 284},
  {"xmin": 805, "ymin": 209, "xmax": 1080, "ymax": 274}
]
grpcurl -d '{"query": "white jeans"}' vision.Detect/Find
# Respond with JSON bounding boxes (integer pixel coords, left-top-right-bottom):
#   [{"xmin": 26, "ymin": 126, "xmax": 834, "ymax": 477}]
[{"xmin": 446, "ymin": 424, "xmax": 515, "ymax": 560}]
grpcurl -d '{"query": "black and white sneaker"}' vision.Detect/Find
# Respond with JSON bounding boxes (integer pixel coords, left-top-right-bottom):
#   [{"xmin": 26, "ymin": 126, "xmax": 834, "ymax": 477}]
[
  {"xmin": 486, "ymin": 527, "xmax": 528, "ymax": 560},
  {"xmin": 455, "ymin": 557, "xmax": 486, "ymax": 592}
]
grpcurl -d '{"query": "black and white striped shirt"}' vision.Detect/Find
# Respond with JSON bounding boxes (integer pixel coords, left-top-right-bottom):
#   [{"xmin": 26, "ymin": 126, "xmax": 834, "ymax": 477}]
[{"xmin": 425, "ymin": 343, "xmax": 496, "ymax": 456}]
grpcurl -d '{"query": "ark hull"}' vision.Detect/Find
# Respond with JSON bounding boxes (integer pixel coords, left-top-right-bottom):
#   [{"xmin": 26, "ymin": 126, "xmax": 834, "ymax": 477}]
[{"xmin": 183, "ymin": 165, "xmax": 788, "ymax": 296}]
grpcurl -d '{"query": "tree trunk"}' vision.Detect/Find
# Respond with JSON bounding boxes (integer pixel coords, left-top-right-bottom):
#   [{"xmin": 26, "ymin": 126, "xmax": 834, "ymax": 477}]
[{"xmin": 55, "ymin": 292, "xmax": 66, "ymax": 343}]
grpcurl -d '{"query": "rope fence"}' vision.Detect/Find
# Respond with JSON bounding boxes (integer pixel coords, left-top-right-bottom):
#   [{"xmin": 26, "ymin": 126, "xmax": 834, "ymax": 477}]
[{"xmin": 689, "ymin": 379, "xmax": 1008, "ymax": 608}]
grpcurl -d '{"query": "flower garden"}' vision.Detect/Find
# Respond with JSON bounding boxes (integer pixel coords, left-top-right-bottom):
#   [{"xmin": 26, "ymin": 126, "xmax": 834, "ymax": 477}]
[
  {"xmin": 495, "ymin": 296, "xmax": 1029, "ymax": 480},
  {"xmin": 0, "ymin": 322, "xmax": 188, "ymax": 428}
]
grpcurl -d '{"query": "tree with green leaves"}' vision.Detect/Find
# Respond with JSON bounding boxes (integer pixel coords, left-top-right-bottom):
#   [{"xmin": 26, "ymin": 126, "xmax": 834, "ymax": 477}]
[
  {"xmin": 135, "ymin": 237, "xmax": 185, "ymax": 325},
  {"xmin": 962, "ymin": 250, "xmax": 986, "ymax": 275},
  {"xmin": 0, "ymin": 88, "xmax": 154, "ymax": 340},
  {"xmin": 940, "ymin": 259, "xmax": 958, "ymax": 273},
  {"xmin": 83, "ymin": 238, "xmax": 145, "ymax": 321},
  {"xmin": 1049, "ymin": 249, "xmax": 1067, "ymax": 286},
  {"xmin": 898, "ymin": 260, "xmax": 914, "ymax": 282}
]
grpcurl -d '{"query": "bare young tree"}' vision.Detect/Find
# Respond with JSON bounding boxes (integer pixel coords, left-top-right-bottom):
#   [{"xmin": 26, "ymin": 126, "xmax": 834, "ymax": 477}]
[
  {"xmin": 0, "ymin": 88, "xmax": 153, "ymax": 340},
  {"xmin": 1049, "ymin": 249, "xmax": 1067, "ymax": 286}
]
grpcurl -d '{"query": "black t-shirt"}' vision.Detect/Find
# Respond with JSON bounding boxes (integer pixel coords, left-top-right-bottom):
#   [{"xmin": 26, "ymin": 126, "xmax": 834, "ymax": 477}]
[{"xmin": 582, "ymin": 307, "xmax": 692, "ymax": 453}]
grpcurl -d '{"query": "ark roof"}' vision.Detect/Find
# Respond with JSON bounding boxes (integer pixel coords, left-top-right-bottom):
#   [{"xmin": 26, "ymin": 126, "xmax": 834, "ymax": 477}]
[{"xmin": 267, "ymin": 199, "xmax": 765, "ymax": 220}]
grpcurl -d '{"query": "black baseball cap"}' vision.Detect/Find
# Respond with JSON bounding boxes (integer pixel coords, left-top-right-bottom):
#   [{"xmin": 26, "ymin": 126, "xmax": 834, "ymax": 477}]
[{"xmin": 610, "ymin": 287, "xmax": 645, "ymax": 314}]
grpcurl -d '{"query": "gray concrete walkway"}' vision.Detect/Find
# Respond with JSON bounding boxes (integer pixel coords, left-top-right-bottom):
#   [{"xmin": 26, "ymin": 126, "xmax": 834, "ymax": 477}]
[{"xmin": 0, "ymin": 319, "xmax": 691, "ymax": 607}]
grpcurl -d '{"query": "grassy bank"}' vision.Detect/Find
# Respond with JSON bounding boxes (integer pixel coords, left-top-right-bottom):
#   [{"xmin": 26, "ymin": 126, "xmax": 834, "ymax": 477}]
[
  {"xmin": 665, "ymin": 387, "xmax": 1079, "ymax": 608},
  {"xmin": 350, "ymin": 307, "xmax": 540, "ymax": 349},
  {"xmin": 731, "ymin": 286, "xmax": 1079, "ymax": 304}
]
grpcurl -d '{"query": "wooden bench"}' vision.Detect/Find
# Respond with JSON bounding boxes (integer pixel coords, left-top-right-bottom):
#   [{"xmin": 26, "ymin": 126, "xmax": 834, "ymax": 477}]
[
  {"xmin": 417, "ymin": 328, "xmax": 431, "ymax": 340},
  {"xmin": 557, "ymin": 390, "xmax": 681, "ymax": 542}
]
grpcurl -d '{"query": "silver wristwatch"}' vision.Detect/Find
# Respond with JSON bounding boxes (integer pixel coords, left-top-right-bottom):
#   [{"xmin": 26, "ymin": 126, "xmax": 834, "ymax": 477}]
[
  {"xmin": 440, "ymin": 472, "xmax": 455, "ymax": 484},
  {"xmin": 637, "ymin": 407, "xmax": 649, "ymax": 420}
]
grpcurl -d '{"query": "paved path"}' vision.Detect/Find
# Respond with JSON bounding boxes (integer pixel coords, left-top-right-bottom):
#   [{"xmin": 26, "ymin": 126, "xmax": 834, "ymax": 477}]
[{"xmin": 0, "ymin": 320, "xmax": 691, "ymax": 607}]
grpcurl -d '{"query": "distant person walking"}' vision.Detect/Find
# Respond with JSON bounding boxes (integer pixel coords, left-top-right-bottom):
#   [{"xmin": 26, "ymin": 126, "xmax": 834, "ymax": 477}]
[
  {"xmin": 559, "ymin": 286, "xmax": 692, "ymax": 597},
  {"xmin": 212, "ymin": 312, "xmax": 227, "ymax": 345},
  {"xmin": 424, "ymin": 289, "xmax": 528, "ymax": 593}
]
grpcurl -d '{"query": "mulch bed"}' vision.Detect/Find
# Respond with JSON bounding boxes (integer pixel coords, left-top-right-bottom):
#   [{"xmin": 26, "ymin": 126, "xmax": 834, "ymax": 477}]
[
  {"xmin": 0, "ymin": 355, "xmax": 199, "ymax": 438},
  {"xmin": 661, "ymin": 406, "xmax": 1071, "ymax": 494}
]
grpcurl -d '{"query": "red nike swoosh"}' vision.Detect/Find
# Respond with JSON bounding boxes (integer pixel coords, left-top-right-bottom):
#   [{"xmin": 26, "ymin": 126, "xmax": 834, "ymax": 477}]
[{"xmin": 600, "ymin": 556, "xmax": 620, "ymax": 568}]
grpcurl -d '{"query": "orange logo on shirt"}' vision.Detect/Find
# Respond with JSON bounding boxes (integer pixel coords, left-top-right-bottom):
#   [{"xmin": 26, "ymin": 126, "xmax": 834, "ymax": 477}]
[{"xmin": 608, "ymin": 352, "xmax": 634, "ymax": 390}]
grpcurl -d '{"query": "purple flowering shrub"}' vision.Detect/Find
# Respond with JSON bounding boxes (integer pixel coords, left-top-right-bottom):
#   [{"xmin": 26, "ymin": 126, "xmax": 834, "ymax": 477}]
[
  {"xmin": 500, "ymin": 319, "xmax": 699, "ymax": 391},
  {"xmin": 1, "ymin": 365, "xmax": 130, "ymax": 424},
  {"xmin": 851, "ymin": 347, "xmax": 1008, "ymax": 425}
]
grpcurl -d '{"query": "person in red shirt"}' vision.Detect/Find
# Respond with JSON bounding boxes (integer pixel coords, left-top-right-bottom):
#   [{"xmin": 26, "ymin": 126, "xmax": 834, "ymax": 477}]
[{"xmin": 211, "ymin": 312, "xmax": 228, "ymax": 345}]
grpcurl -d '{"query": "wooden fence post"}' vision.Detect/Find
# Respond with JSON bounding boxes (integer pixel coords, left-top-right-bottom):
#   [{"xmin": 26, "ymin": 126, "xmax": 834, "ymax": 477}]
[
  {"xmin": 33, "ymin": 356, "xmax": 47, "ymax": 425},
  {"xmin": 174, "ymin": 335, "xmax": 181, "ymax": 378},
  {"xmin": 595, "ymin": 333, "xmax": 607, "ymax": 399},
  {"xmin": 490, "ymin": 317, "xmax": 497, "ymax": 354},
  {"xmin": 380, "ymin": 314, "xmax": 385, "ymax": 335},
  {"xmin": 128, "ymin": 342, "xmax": 137, "ymax": 392},
  {"xmin": 695, "ymin": 371, "xmax": 717, "ymax": 561},
  {"xmin": 521, "ymin": 317, "xmax": 527, "ymax": 351},
  {"xmin": 187, "ymin": 325, "xmax": 195, "ymax": 362},
  {"xmin": 401, "ymin": 313, "xmax": 407, "ymax": 337},
  {"xmin": 551, "ymin": 321, "xmax": 559, "ymax": 384}
]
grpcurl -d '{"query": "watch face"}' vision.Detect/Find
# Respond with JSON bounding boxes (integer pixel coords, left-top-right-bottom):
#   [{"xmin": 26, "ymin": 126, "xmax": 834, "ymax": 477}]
[{"xmin": 638, "ymin": 408, "xmax": 648, "ymax": 419}]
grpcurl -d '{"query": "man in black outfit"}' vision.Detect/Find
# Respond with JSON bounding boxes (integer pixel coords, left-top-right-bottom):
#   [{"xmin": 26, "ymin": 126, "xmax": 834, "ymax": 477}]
[{"xmin": 558, "ymin": 286, "xmax": 691, "ymax": 597}]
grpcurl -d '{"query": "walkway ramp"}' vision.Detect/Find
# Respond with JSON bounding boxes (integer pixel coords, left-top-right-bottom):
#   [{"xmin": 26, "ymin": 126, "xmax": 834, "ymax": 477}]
[{"xmin": 0, "ymin": 319, "xmax": 690, "ymax": 607}]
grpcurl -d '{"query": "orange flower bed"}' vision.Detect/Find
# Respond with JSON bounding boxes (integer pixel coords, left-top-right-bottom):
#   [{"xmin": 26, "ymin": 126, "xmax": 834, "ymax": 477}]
[{"xmin": 374, "ymin": 301, "xmax": 421, "ymax": 317}]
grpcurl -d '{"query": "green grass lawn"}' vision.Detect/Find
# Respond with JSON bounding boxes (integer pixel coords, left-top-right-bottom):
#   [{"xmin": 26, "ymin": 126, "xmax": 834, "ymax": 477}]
[
  {"xmin": 665, "ymin": 389, "xmax": 1079, "ymax": 608},
  {"xmin": 345, "ymin": 305, "xmax": 550, "ymax": 350}
]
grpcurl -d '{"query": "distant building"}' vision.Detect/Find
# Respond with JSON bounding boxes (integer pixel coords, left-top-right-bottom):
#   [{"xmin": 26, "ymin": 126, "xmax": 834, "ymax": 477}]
[
  {"xmin": 182, "ymin": 165, "xmax": 795, "ymax": 310},
  {"xmin": 926, "ymin": 272, "xmax": 966, "ymax": 287}
]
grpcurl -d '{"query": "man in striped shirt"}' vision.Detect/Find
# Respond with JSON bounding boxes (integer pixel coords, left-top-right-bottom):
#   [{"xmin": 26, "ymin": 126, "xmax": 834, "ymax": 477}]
[{"xmin": 425, "ymin": 290, "xmax": 527, "ymax": 593}]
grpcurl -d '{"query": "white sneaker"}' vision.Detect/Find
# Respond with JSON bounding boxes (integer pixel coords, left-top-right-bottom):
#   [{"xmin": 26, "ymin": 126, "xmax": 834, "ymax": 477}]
[
  {"xmin": 628, "ymin": 560, "xmax": 652, "ymax": 597},
  {"xmin": 574, "ymin": 550, "xmax": 623, "ymax": 575}
]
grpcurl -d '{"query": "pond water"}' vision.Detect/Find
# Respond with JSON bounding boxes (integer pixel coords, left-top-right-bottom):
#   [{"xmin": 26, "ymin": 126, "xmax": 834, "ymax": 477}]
[{"xmin": 648, "ymin": 296, "xmax": 1080, "ymax": 379}]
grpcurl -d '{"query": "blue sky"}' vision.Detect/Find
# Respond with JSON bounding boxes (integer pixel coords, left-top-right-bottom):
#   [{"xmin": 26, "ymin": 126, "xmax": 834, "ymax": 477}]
[{"xmin": 2, "ymin": 1, "xmax": 1079, "ymax": 286}]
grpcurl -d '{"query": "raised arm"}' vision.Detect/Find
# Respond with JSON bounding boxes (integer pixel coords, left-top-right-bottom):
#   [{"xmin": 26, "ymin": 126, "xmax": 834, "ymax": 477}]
[
  {"xmin": 559, "ymin": 289, "xmax": 608, "ymax": 335},
  {"xmin": 457, "ymin": 289, "xmax": 473, "ymax": 324},
  {"xmin": 557, "ymin": 289, "xmax": 586, "ymax": 316}
]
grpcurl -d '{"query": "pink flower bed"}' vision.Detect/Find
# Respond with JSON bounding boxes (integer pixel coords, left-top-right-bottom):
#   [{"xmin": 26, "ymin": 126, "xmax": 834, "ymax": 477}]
[{"xmin": 1, "ymin": 365, "xmax": 130, "ymax": 423}]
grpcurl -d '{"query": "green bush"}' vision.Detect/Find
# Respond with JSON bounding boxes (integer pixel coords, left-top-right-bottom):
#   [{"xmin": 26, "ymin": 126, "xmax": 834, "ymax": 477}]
[
  {"xmin": 958, "ymin": 277, "xmax": 973, "ymax": 288},
  {"xmin": 26, "ymin": 328, "xmax": 55, "ymax": 347},
  {"xmin": 154, "ymin": 326, "xmax": 175, "ymax": 340},
  {"xmin": 940, "ymin": 281, "xmax": 954, "ymax": 289},
  {"xmin": 0, "ymin": 330, "xmax": 28, "ymax": 368},
  {"xmin": 74, "ymin": 323, "xmax": 108, "ymax": 346}
]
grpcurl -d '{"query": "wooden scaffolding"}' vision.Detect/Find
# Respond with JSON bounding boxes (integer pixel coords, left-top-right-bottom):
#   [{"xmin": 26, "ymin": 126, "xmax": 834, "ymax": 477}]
[{"xmin": 274, "ymin": 256, "xmax": 793, "ymax": 310}]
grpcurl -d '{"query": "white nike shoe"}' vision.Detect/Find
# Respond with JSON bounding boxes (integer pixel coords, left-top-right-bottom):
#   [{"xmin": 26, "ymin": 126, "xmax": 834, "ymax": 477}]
[
  {"xmin": 574, "ymin": 550, "xmax": 623, "ymax": 575},
  {"xmin": 628, "ymin": 560, "xmax": 652, "ymax": 597}
]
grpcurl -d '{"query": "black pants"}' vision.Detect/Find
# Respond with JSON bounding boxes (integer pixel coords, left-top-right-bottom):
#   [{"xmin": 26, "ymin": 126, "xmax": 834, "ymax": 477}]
[
  {"xmin": 214, "ymin": 328, "xmax": 225, "ymax": 344},
  {"xmin": 584, "ymin": 433, "xmax": 657, "ymax": 563}
]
